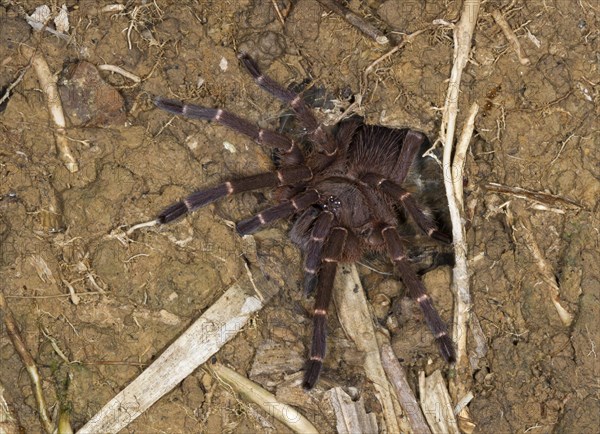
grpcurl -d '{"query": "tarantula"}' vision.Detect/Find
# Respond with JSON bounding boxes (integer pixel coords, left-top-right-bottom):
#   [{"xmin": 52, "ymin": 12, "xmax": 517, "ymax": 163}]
[{"xmin": 153, "ymin": 54, "xmax": 456, "ymax": 389}]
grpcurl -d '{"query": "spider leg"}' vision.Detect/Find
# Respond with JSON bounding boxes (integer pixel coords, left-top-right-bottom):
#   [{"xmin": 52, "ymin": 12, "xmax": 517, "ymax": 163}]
[
  {"xmin": 238, "ymin": 54, "xmax": 337, "ymax": 157},
  {"xmin": 361, "ymin": 173, "xmax": 451, "ymax": 243},
  {"xmin": 390, "ymin": 130, "xmax": 427, "ymax": 185},
  {"xmin": 154, "ymin": 97, "xmax": 304, "ymax": 165},
  {"xmin": 381, "ymin": 226, "xmax": 456, "ymax": 363},
  {"xmin": 158, "ymin": 166, "xmax": 312, "ymax": 224},
  {"xmin": 302, "ymin": 211, "xmax": 335, "ymax": 295},
  {"xmin": 236, "ymin": 189, "xmax": 319, "ymax": 235},
  {"xmin": 303, "ymin": 226, "xmax": 348, "ymax": 389}
]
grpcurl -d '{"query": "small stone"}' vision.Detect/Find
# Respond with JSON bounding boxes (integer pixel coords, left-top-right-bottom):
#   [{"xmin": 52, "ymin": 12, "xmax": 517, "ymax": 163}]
[{"xmin": 58, "ymin": 61, "xmax": 126, "ymax": 127}]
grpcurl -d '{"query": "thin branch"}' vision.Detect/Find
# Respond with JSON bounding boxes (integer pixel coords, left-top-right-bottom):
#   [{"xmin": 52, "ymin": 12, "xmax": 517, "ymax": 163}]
[
  {"xmin": 377, "ymin": 331, "xmax": 432, "ymax": 434},
  {"xmin": 484, "ymin": 183, "xmax": 583, "ymax": 209},
  {"xmin": 513, "ymin": 205, "xmax": 574, "ymax": 326},
  {"xmin": 361, "ymin": 28, "xmax": 428, "ymax": 95},
  {"xmin": 492, "ymin": 9, "xmax": 530, "ymax": 65},
  {"xmin": 20, "ymin": 45, "xmax": 78, "ymax": 172},
  {"xmin": 316, "ymin": 0, "xmax": 389, "ymax": 44},
  {"xmin": 438, "ymin": 0, "xmax": 481, "ymax": 430},
  {"xmin": 98, "ymin": 64, "xmax": 141, "ymax": 83},
  {"xmin": 270, "ymin": 0, "xmax": 286, "ymax": 26},
  {"xmin": 210, "ymin": 363, "xmax": 318, "ymax": 434},
  {"xmin": 334, "ymin": 264, "xmax": 408, "ymax": 433},
  {"xmin": 0, "ymin": 291, "xmax": 54, "ymax": 434},
  {"xmin": 0, "ymin": 67, "xmax": 29, "ymax": 108},
  {"xmin": 453, "ymin": 103, "xmax": 479, "ymax": 211},
  {"xmin": 77, "ymin": 275, "xmax": 277, "ymax": 433}
]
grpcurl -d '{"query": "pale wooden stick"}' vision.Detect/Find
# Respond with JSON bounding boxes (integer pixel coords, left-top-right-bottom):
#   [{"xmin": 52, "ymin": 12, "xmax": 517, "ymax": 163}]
[
  {"xmin": 0, "ymin": 291, "xmax": 54, "ymax": 434},
  {"xmin": 77, "ymin": 281, "xmax": 274, "ymax": 433},
  {"xmin": 98, "ymin": 64, "xmax": 141, "ymax": 83},
  {"xmin": 270, "ymin": 0, "xmax": 286, "ymax": 26},
  {"xmin": 210, "ymin": 363, "xmax": 318, "ymax": 434},
  {"xmin": 361, "ymin": 29, "xmax": 428, "ymax": 94},
  {"xmin": 326, "ymin": 387, "xmax": 378, "ymax": 434},
  {"xmin": 0, "ymin": 381, "xmax": 23, "ymax": 433},
  {"xmin": 20, "ymin": 45, "xmax": 78, "ymax": 172},
  {"xmin": 0, "ymin": 67, "xmax": 28, "ymax": 107},
  {"xmin": 492, "ymin": 10, "xmax": 530, "ymax": 65},
  {"xmin": 513, "ymin": 206, "xmax": 574, "ymax": 326},
  {"xmin": 334, "ymin": 264, "xmax": 408, "ymax": 433},
  {"xmin": 485, "ymin": 183, "xmax": 582, "ymax": 209},
  {"xmin": 452, "ymin": 103, "xmax": 479, "ymax": 211},
  {"xmin": 377, "ymin": 331, "xmax": 432, "ymax": 434},
  {"xmin": 419, "ymin": 370, "xmax": 460, "ymax": 434},
  {"xmin": 437, "ymin": 0, "xmax": 481, "ymax": 430},
  {"xmin": 316, "ymin": 0, "xmax": 389, "ymax": 44}
]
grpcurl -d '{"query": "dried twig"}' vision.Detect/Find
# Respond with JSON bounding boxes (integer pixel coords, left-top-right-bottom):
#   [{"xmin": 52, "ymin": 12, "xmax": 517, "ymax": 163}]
[
  {"xmin": 419, "ymin": 370, "xmax": 461, "ymax": 434},
  {"xmin": 210, "ymin": 363, "xmax": 318, "ymax": 434},
  {"xmin": 326, "ymin": 387, "xmax": 378, "ymax": 433},
  {"xmin": 453, "ymin": 103, "xmax": 479, "ymax": 211},
  {"xmin": 126, "ymin": 219, "xmax": 159, "ymax": 235},
  {"xmin": 98, "ymin": 64, "xmax": 141, "ymax": 83},
  {"xmin": 0, "ymin": 291, "xmax": 54, "ymax": 434},
  {"xmin": 0, "ymin": 67, "xmax": 29, "ymax": 109},
  {"xmin": 334, "ymin": 264, "xmax": 408, "ymax": 433},
  {"xmin": 377, "ymin": 331, "xmax": 432, "ymax": 434},
  {"xmin": 0, "ymin": 381, "xmax": 23, "ymax": 433},
  {"xmin": 492, "ymin": 10, "xmax": 530, "ymax": 65},
  {"xmin": 77, "ymin": 275, "xmax": 277, "ymax": 433},
  {"xmin": 484, "ymin": 183, "xmax": 583, "ymax": 209},
  {"xmin": 20, "ymin": 45, "xmax": 78, "ymax": 172},
  {"xmin": 316, "ymin": 0, "xmax": 389, "ymax": 45},
  {"xmin": 361, "ymin": 28, "xmax": 428, "ymax": 94},
  {"xmin": 437, "ymin": 0, "xmax": 481, "ymax": 429},
  {"xmin": 270, "ymin": 0, "xmax": 286, "ymax": 26},
  {"xmin": 512, "ymin": 205, "xmax": 574, "ymax": 326}
]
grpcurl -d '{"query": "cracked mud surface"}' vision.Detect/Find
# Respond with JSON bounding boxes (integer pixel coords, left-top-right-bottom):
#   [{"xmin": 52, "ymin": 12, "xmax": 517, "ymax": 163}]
[{"xmin": 1, "ymin": 1, "xmax": 598, "ymax": 432}]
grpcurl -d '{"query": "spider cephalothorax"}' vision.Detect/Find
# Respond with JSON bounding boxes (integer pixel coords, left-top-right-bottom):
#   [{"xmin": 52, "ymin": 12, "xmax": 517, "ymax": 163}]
[{"xmin": 154, "ymin": 54, "xmax": 456, "ymax": 389}]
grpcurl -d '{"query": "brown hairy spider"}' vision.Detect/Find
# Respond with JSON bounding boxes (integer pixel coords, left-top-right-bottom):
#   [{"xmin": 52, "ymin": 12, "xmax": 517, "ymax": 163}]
[{"xmin": 153, "ymin": 54, "xmax": 456, "ymax": 389}]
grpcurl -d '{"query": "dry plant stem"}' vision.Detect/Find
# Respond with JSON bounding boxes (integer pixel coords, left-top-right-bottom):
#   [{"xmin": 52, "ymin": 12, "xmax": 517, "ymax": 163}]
[
  {"xmin": 515, "ymin": 207, "xmax": 574, "ymax": 326},
  {"xmin": 77, "ymin": 281, "xmax": 272, "ymax": 434},
  {"xmin": 326, "ymin": 387, "xmax": 378, "ymax": 433},
  {"xmin": 0, "ymin": 291, "xmax": 54, "ymax": 434},
  {"xmin": 419, "ymin": 371, "xmax": 460, "ymax": 434},
  {"xmin": 0, "ymin": 380, "xmax": 23, "ymax": 433},
  {"xmin": 316, "ymin": 0, "xmax": 389, "ymax": 44},
  {"xmin": 98, "ymin": 64, "xmax": 141, "ymax": 82},
  {"xmin": 491, "ymin": 9, "xmax": 530, "ymax": 65},
  {"xmin": 126, "ymin": 219, "xmax": 158, "ymax": 235},
  {"xmin": 377, "ymin": 332, "xmax": 432, "ymax": 434},
  {"xmin": 20, "ymin": 45, "xmax": 78, "ymax": 172},
  {"xmin": 334, "ymin": 264, "xmax": 407, "ymax": 434},
  {"xmin": 452, "ymin": 103, "xmax": 479, "ymax": 211},
  {"xmin": 485, "ymin": 183, "xmax": 582, "ymax": 209},
  {"xmin": 438, "ymin": 0, "xmax": 480, "ymax": 427},
  {"xmin": 361, "ymin": 29, "xmax": 427, "ymax": 94},
  {"xmin": 0, "ymin": 67, "xmax": 28, "ymax": 107},
  {"xmin": 210, "ymin": 363, "xmax": 318, "ymax": 434},
  {"xmin": 270, "ymin": 0, "xmax": 286, "ymax": 26}
]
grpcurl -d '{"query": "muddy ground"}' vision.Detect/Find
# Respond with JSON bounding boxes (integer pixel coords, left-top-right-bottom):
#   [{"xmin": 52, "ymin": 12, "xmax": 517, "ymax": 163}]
[{"xmin": 0, "ymin": 0, "xmax": 598, "ymax": 433}]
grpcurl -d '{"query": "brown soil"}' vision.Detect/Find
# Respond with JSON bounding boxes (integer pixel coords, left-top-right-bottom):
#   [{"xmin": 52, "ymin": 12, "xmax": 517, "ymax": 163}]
[{"xmin": 1, "ymin": 1, "xmax": 598, "ymax": 433}]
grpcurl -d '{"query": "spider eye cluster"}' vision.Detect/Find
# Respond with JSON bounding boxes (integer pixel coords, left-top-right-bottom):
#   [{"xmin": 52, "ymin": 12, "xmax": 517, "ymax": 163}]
[{"xmin": 322, "ymin": 195, "xmax": 341, "ymax": 212}]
